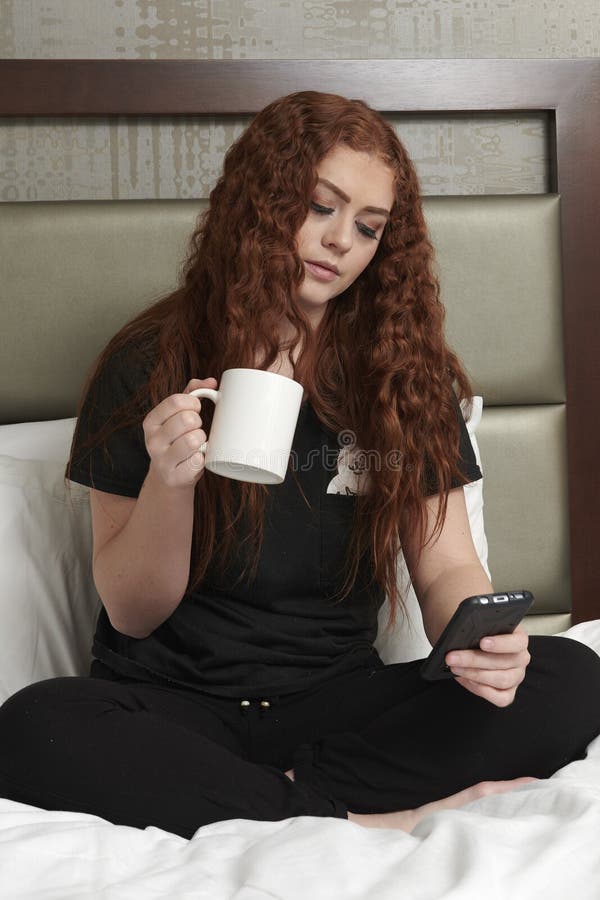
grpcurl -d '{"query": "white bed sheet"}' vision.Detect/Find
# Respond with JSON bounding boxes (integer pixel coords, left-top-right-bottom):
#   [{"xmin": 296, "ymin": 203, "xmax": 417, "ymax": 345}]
[{"xmin": 1, "ymin": 620, "xmax": 599, "ymax": 899}]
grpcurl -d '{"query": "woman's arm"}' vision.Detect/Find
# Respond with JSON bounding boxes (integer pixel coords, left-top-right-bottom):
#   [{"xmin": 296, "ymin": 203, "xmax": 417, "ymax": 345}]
[
  {"xmin": 401, "ymin": 487, "xmax": 530, "ymax": 707},
  {"xmin": 90, "ymin": 472, "xmax": 196, "ymax": 639},
  {"xmin": 90, "ymin": 377, "xmax": 216, "ymax": 639},
  {"xmin": 403, "ymin": 486, "xmax": 493, "ymax": 646}
]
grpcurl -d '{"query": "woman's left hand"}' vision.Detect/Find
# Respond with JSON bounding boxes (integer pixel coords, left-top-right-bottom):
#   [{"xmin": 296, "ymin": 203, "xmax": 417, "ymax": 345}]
[{"xmin": 445, "ymin": 625, "xmax": 531, "ymax": 707}]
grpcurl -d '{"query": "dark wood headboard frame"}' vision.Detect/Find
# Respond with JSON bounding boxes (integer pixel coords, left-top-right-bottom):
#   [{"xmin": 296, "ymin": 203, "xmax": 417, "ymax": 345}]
[{"xmin": 1, "ymin": 58, "xmax": 599, "ymax": 625}]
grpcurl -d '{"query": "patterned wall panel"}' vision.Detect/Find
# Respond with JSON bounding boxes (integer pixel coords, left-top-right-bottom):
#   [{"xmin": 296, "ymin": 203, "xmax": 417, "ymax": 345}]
[
  {"xmin": 1, "ymin": 0, "xmax": 599, "ymax": 59},
  {"xmin": 0, "ymin": 0, "xmax": 597, "ymax": 200},
  {"xmin": 0, "ymin": 113, "xmax": 548, "ymax": 201}
]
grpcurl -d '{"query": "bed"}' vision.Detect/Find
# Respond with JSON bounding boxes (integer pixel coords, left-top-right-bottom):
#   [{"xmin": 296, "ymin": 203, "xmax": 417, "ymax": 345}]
[{"xmin": 1, "ymin": 57, "xmax": 600, "ymax": 898}]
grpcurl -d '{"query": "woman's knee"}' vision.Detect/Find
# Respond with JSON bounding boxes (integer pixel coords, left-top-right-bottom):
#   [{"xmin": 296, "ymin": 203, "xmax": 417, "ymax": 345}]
[
  {"xmin": 525, "ymin": 635, "xmax": 600, "ymax": 740},
  {"xmin": 0, "ymin": 678, "xmax": 76, "ymax": 751},
  {"xmin": 528, "ymin": 634, "xmax": 600, "ymax": 687},
  {"xmin": 0, "ymin": 676, "xmax": 115, "ymax": 773},
  {"xmin": 0, "ymin": 677, "xmax": 110, "ymax": 810}
]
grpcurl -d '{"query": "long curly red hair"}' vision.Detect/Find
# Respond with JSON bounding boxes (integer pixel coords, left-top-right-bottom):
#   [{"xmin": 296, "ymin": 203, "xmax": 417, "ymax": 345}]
[{"xmin": 68, "ymin": 90, "xmax": 473, "ymax": 631}]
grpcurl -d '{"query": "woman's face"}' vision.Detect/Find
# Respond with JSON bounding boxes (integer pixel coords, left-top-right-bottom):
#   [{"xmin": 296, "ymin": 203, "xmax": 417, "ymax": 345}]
[{"xmin": 295, "ymin": 144, "xmax": 395, "ymax": 327}]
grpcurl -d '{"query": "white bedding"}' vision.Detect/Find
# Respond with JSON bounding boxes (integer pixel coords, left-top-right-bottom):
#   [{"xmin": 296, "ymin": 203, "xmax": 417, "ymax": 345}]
[{"xmin": 1, "ymin": 619, "xmax": 600, "ymax": 900}]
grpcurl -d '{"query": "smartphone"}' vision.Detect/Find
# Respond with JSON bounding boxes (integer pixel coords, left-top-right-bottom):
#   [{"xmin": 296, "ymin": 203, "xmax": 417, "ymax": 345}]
[{"xmin": 419, "ymin": 590, "xmax": 534, "ymax": 681}]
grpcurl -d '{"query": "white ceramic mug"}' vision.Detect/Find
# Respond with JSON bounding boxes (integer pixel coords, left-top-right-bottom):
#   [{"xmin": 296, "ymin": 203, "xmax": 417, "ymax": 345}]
[{"xmin": 190, "ymin": 368, "xmax": 304, "ymax": 484}]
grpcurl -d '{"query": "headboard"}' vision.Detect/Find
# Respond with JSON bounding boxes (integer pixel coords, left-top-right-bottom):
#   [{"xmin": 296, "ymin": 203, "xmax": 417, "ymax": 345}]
[{"xmin": 1, "ymin": 58, "xmax": 599, "ymax": 630}]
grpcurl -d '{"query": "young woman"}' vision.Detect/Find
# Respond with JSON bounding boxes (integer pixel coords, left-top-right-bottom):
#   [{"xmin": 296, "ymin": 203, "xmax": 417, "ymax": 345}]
[{"xmin": 0, "ymin": 91, "xmax": 599, "ymax": 838}]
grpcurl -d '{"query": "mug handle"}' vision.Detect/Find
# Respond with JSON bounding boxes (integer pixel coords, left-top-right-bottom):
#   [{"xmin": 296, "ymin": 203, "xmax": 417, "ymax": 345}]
[{"xmin": 189, "ymin": 387, "xmax": 220, "ymax": 455}]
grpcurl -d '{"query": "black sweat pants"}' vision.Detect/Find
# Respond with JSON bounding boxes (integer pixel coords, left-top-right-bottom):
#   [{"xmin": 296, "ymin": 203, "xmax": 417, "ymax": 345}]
[{"xmin": 0, "ymin": 635, "xmax": 599, "ymax": 840}]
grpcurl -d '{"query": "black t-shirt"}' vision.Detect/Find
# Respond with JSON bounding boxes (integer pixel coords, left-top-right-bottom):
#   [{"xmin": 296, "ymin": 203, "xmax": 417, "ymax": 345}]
[{"xmin": 68, "ymin": 345, "xmax": 482, "ymax": 698}]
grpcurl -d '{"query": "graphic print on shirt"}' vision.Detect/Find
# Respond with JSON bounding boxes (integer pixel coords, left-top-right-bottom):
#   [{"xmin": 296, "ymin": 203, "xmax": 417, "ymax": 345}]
[{"xmin": 326, "ymin": 439, "xmax": 372, "ymax": 496}]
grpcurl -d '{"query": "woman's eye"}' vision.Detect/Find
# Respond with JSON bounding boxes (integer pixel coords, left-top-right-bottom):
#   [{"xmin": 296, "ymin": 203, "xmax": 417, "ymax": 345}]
[
  {"xmin": 311, "ymin": 201, "xmax": 379, "ymax": 240},
  {"xmin": 358, "ymin": 223, "xmax": 378, "ymax": 240},
  {"xmin": 311, "ymin": 201, "xmax": 334, "ymax": 215}
]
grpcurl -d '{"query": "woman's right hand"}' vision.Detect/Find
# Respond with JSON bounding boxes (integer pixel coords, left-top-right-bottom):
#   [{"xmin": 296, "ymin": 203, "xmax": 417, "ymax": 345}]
[{"xmin": 142, "ymin": 378, "xmax": 218, "ymax": 489}]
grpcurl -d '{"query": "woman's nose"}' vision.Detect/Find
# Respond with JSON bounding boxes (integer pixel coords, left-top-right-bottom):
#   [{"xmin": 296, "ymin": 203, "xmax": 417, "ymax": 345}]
[{"xmin": 323, "ymin": 216, "xmax": 353, "ymax": 253}]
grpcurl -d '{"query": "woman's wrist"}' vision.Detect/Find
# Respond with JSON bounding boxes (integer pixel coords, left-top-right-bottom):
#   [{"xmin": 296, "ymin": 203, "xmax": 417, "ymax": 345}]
[{"xmin": 143, "ymin": 460, "xmax": 200, "ymax": 498}]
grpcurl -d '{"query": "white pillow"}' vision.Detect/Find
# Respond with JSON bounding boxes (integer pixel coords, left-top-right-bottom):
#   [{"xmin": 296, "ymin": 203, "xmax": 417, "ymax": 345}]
[
  {"xmin": 375, "ymin": 396, "xmax": 489, "ymax": 664},
  {"xmin": 0, "ymin": 417, "xmax": 78, "ymax": 462},
  {"xmin": 0, "ymin": 419, "xmax": 100, "ymax": 704}
]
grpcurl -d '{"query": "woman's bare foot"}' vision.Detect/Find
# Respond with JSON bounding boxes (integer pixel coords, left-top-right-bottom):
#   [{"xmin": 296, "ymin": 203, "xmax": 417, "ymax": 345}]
[{"xmin": 347, "ymin": 777, "xmax": 538, "ymax": 833}]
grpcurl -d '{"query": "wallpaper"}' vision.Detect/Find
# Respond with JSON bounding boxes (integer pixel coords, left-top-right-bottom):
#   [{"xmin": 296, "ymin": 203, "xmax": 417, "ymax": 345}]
[
  {"xmin": 2, "ymin": 0, "xmax": 599, "ymax": 60},
  {"xmin": 1, "ymin": 0, "xmax": 598, "ymax": 201}
]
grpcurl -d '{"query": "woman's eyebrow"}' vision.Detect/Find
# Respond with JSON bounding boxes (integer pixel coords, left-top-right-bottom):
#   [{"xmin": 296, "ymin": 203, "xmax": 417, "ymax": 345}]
[{"xmin": 316, "ymin": 177, "xmax": 390, "ymax": 217}]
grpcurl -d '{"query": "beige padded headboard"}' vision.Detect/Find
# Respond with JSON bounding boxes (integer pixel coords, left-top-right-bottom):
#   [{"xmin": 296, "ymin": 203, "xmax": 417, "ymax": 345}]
[
  {"xmin": 430, "ymin": 196, "xmax": 570, "ymax": 634},
  {"xmin": 0, "ymin": 195, "xmax": 569, "ymax": 633}
]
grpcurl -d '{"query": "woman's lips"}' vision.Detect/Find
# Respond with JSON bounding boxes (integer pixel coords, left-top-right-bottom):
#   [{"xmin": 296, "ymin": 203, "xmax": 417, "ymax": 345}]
[{"xmin": 305, "ymin": 261, "xmax": 339, "ymax": 282}]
